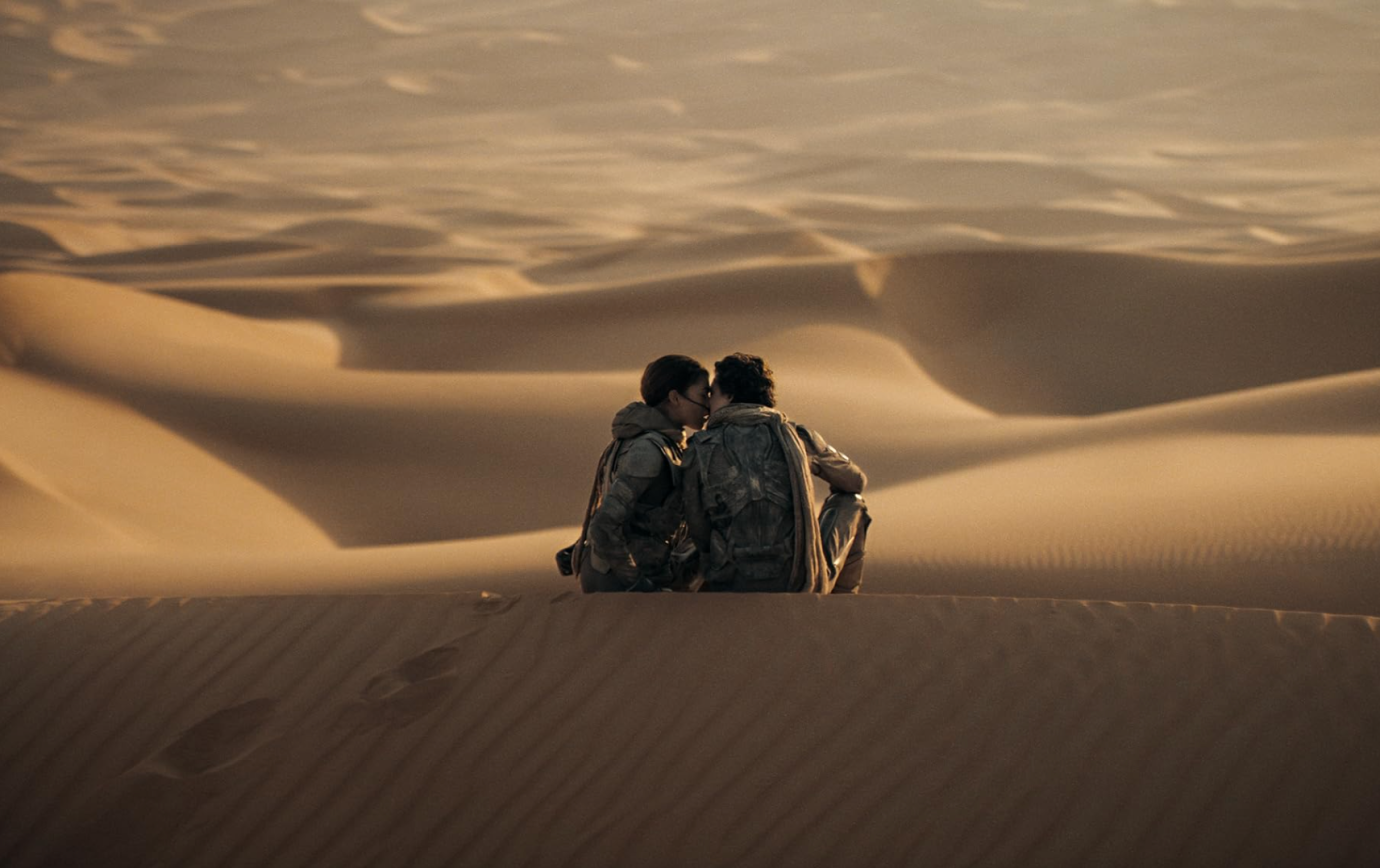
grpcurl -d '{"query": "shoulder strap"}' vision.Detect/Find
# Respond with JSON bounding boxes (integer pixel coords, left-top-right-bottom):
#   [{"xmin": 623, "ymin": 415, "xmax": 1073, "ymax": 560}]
[
  {"xmin": 647, "ymin": 430, "xmax": 684, "ymax": 482},
  {"xmin": 578, "ymin": 439, "xmax": 619, "ymax": 542}
]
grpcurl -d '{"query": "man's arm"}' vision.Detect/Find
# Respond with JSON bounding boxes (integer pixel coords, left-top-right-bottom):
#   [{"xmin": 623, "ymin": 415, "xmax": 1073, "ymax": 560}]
[
  {"xmin": 680, "ymin": 442, "xmax": 711, "ymax": 555},
  {"xmin": 795, "ymin": 423, "xmax": 866, "ymax": 494},
  {"xmin": 586, "ymin": 438, "xmax": 662, "ymax": 584}
]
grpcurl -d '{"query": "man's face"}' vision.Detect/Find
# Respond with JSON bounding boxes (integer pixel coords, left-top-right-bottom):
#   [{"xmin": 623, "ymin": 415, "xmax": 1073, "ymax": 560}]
[
  {"xmin": 708, "ymin": 379, "xmax": 732, "ymax": 414},
  {"xmin": 672, "ymin": 376, "xmax": 711, "ymax": 430}
]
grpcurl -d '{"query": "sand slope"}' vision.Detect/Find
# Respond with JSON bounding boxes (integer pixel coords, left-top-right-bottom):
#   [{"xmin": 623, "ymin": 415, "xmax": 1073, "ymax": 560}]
[
  {"xmin": 3, "ymin": 256, "xmax": 1377, "ymax": 614},
  {"xmin": 2, "ymin": 0, "xmax": 1380, "ymax": 863},
  {"xmin": 2, "ymin": 593, "xmax": 1378, "ymax": 868}
]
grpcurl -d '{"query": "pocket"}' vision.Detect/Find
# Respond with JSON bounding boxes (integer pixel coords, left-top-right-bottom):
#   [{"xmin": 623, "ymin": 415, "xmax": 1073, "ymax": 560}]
[{"xmin": 735, "ymin": 560, "xmax": 787, "ymax": 589}]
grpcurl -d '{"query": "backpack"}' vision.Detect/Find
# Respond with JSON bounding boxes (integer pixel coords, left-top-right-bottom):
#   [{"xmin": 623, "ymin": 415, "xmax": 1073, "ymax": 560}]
[{"xmin": 695, "ymin": 423, "xmax": 797, "ymax": 590}]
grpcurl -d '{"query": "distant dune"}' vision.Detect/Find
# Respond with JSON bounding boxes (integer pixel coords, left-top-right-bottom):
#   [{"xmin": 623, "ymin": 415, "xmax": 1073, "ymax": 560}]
[{"xmin": 3, "ymin": 257, "xmax": 1376, "ymax": 613}]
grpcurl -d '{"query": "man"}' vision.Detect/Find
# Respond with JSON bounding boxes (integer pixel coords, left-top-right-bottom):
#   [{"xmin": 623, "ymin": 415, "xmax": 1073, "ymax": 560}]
[
  {"xmin": 558, "ymin": 354, "xmax": 711, "ymax": 592},
  {"xmin": 681, "ymin": 353, "xmax": 870, "ymax": 594}
]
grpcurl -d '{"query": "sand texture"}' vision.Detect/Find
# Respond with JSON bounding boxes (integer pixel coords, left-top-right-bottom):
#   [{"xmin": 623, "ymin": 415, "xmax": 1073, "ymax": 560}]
[
  {"xmin": 2, "ymin": 0, "xmax": 1380, "ymax": 605},
  {"xmin": 3, "ymin": 593, "xmax": 1380, "ymax": 868},
  {"xmin": 3, "ymin": 0, "xmax": 1380, "ymax": 863}
]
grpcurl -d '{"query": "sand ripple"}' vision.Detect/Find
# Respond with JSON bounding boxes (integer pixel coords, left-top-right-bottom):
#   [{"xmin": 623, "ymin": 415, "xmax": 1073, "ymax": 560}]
[{"xmin": 1, "ymin": 593, "xmax": 1378, "ymax": 867}]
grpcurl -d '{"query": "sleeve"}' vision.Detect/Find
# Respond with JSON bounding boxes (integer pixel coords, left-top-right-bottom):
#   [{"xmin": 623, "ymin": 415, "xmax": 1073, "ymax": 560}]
[
  {"xmin": 586, "ymin": 438, "xmax": 663, "ymax": 582},
  {"xmin": 795, "ymin": 423, "xmax": 867, "ymax": 494},
  {"xmin": 680, "ymin": 442, "xmax": 711, "ymax": 555}
]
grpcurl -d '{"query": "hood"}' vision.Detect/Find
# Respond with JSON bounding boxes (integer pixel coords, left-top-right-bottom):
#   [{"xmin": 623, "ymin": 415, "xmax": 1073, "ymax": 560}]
[
  {"xmin": 705, "ymin": 402, "xmax": 786, "ymax": 429},
  {"xmin": 611, "ymin": 402, "xmax": 684, "ymax": 441}
]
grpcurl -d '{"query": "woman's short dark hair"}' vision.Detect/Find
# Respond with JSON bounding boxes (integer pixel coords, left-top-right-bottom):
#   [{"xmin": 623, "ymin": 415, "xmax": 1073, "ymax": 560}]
[
  {"xmin": 713, "ymin": 353, "xmax": 775, "ymax": 407},
  {"xmin": 641, "ymin": 354, "xmax": 709, "ymax": 406}
]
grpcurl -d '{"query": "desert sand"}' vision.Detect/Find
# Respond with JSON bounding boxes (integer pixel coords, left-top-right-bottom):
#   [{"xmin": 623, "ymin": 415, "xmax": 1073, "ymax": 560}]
[
  {"xmin": 2, "ymin": 0, "xmax": 1380, "ymax": 864},
  {"xmin": 3, "ymin": 594, "xmax": 1380, "ymax": 868}
]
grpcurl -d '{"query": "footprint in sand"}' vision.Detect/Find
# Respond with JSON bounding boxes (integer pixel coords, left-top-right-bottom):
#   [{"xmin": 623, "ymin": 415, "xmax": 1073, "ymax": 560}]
[
  {"xmin": 151, "ymin": 698, "xmax": 277, "ymax": 778},
  {"xmin": 342, "ymin": 645, "xmax": 462, "ymax": 731},
  {"xmin": 363, "ymin": 645, "xmax": 460, "ymax": 700}
]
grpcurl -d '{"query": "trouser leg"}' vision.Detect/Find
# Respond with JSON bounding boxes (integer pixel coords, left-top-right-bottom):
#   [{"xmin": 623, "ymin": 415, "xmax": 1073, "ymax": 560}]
[{"xmin": 818, "ymin": 492, "xmax": 871, "ymax": 594}]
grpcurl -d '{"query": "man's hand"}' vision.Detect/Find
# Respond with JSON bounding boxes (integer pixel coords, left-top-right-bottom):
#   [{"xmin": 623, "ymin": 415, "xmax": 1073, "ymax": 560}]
[
  {"xmin": 670, "ymin": 542, "xmax": 700, "ymax": 586},
  {"xmin": 612, "ymin": 556, "xmax": 640, "ymax": 588},
  {"xmin": 626, "ymin": 575, "xmax": 662, "ymax": 593}
]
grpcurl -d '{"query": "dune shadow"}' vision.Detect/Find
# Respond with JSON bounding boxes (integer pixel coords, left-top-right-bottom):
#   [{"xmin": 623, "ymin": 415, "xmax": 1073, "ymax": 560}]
[{"xmin": 865, "ymin": 248, "xmax": 1380, "ymax": 416}]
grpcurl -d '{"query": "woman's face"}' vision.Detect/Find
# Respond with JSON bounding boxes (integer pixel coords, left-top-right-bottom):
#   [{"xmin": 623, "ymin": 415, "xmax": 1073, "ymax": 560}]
[
  {"xmin": 669, "ymin": 375, "xmax": 711, "ymax": 430},
  {"xmin": 708, "ymin": 380, "xmax": 733, "ymax": 415}
]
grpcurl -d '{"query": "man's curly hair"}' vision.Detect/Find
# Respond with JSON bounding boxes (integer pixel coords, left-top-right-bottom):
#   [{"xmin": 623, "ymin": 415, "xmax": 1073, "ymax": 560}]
[{"xmin": 713, "ymin": 353, "xmax": 775, "ymax": 407}]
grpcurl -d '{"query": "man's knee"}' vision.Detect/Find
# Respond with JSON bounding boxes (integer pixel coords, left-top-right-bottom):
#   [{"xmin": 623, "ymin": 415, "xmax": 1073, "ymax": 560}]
[
  {"xmin": 821, "ymin": 492, "xmax": 868, "ymax": 541},
  {"xmin": 820, "ymin": 493, "xmax": 870, "ymax": 594}
]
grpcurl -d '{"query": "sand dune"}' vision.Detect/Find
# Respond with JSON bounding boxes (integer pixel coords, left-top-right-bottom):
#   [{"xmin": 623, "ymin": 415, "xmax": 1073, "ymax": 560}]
[
  {"xmin": 2, "ymin": 0, "xmax": 1379, "ymax": 863},
  {"xmin": 3, "ymin": 258, "xmax": 1377, "ymax": 615},
  {"xmin": 68, "ymin": 239, "xmax": 307, "ymax": 267},
  {"xmin": 0, "ymin": 272, "xmax": 340, "ymax": 378},
  {"xmin": 0, "ymin": 367, "xmax": 334, "ymax": 556},
  {"xmin": 865, "ymin": 249, "xmax": 1380, "ymax": 414},
  {"xmin": 865, "ymin": 432, "xmax": 1380, "ymax": 615},
  {"xmin": 0, "ymin": 220, "xmax": 65, "ymax": 255},
  {"xmin": 264, "ymin": 219, "xmax": 451, "ymax": 250},
  {"xmin": 2, "ymin": 593, "xmax": 1378, "ymax": 868},
  {"xmin": 0, "ymin": 530, "xmax": 576, "ymax": 600},
  {"xmin": 0, "ymin": 171, "xmax": 64, "ymax": 207}
]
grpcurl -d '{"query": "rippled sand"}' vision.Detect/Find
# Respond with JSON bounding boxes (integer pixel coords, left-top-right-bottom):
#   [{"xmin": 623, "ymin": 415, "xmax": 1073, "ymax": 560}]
[{"xmin": 2, "ymin": 0, "xmax": 1379, "ymax": 864}]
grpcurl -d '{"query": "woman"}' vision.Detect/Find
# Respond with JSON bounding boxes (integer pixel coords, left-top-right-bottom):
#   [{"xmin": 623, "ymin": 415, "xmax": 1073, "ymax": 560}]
[{"xmin": 557, "ymin": 354, "xmax": 710, "ymax": 592}]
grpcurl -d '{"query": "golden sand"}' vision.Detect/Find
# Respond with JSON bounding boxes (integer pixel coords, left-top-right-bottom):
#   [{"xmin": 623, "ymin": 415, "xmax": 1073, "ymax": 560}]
[{"xmin": 2, "ymin": 0, "xmax": 1379, "ymax": 863}]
